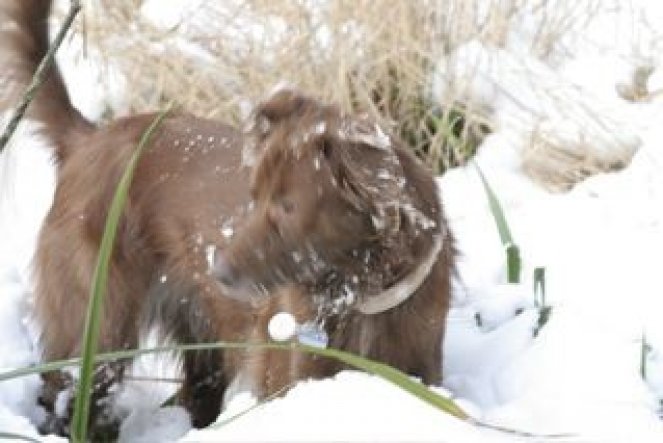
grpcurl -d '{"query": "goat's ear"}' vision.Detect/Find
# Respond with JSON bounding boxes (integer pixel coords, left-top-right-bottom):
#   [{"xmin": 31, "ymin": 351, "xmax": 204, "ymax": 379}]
[
  {"xmin": 254, "ymin": 88, "xmax": 308, "ymax": 126},
  {"xmin": 325, "ymin": 123, "xmax": 411, "ymax": 234},
  {"xmin": 242, "ymin": 88, "xmax": 317, "ymax": 167},
  {"xmin": 342, "ymin": 117, "xmax": 393, "ymax": 151}
]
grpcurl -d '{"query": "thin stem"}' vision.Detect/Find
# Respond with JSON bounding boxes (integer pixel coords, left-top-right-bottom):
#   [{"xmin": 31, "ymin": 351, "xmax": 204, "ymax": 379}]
[
  {"xmin": 70, "ymin": 105, "xmax": 172, "ymax": 443},
  {"xmin": 0, "ymin": 0, "xmax": 82, "ymax": 153}
]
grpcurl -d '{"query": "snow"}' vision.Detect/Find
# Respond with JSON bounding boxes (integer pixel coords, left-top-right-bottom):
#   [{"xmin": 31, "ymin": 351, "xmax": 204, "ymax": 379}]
[
  {"xmin": 2, "ymin": 0, "xmax": 663, "ymax": 442},
  {"xmin": 0, "ymin": 117, "xmax": 59, "ymax": 439},
  {"xmin": 181, "ymin": 372, "xmax": 514, "ymax": 443},
  {"xmin": 118, "ymin": 407, "xmax": 190, "ymax": 443}
]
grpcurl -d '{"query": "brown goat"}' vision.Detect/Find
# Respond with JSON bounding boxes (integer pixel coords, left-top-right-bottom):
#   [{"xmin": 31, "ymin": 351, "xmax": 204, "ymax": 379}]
[
  {"xmin": 214, "ymin": 89, "xmax": 453, "ymax": 386},
  {"xmin": 4, "ymin": 0, "xmax": 453, "ymax": 437}
]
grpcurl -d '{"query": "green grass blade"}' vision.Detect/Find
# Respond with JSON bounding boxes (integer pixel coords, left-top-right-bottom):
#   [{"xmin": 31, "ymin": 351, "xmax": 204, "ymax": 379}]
[
  {"xmin": 532, "ymin": 267, "xmax": 551, "ymax": 336},
  {"xmin": 4, "ymin": 341, "xmax": 572, "ymax": 436},
  {"xmin": 299, "ymin": 344, "xmax": 469, "ymax": 419},
  {"xmin": 70, "ymin": 107, "xmax": 172, "ymax": 443},
  {"xmin": 533, "ymin": 267, "xmax": 546, "ymax": 306},
  {"xmin": 473, "ymin": 162, "xmax": 513, "ymax": 246},
  {"xmin": 100, "ymin": 342, "xmax": 469, "ymax": 420},
  {"xmin": 0, "ymin": 359, "xmax": 79, "ymax": 381},
  {"xmin": 2, "ymin": 340, "xmax": 468, "ymax": 422},
  {"xmin": 473, "ymin": 162, "xmax": 520, "ymax": 283},
  {"xmin": 641, "ymin": 333, "xmax": 650, "ymax": 380},
  {"xmin": 506, "ymin": 244, "xmax": 521, "ymax": 284}
]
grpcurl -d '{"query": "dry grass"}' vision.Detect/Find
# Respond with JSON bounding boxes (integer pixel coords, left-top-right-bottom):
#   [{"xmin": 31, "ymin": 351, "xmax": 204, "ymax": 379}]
[
  {"xmin": 523, "ymin": 130, "xmax": 628, "ymax": 192},
  {"xmin": 54, "ymin": 0, "xmax": 519, "ymax": 172},
  {"xmin": 53, "ymin": 0, "xmax": 633, "ymax": 181}
]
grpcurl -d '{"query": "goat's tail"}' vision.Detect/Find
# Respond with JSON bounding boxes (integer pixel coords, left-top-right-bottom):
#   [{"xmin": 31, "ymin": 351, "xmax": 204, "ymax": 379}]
[{"xmin": 0, "ymin": 0, "xmax": 91, "ymax": 161}]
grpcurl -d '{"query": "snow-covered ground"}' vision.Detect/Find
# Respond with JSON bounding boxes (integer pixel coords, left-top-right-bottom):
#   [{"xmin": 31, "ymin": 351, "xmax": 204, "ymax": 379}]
[{"xmin": 2, "ymin": 0, "xmax": 663, "ymax": 441}]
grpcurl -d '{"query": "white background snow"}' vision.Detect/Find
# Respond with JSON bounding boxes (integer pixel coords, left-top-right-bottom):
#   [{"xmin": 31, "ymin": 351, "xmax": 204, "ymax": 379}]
[{"xmin": 2, "ymin": 0, "xmax": 663, "ymax": 441}]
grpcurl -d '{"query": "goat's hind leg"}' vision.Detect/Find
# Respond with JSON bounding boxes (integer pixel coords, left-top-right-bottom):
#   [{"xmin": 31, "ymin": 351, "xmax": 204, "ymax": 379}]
[
  {"xmin": 34, "ymin": 275, "xmax": 138, "ymax": 437},
  {"xmin": 37, "ymin": 360, "xmax": 127, "ymax": 439},
  {"xmin": 144, "ymin": 275, "xmax": 230, "ymax": 428}
]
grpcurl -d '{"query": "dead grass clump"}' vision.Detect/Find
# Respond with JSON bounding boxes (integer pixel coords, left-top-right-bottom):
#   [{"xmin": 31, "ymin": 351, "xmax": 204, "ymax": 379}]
[
  {"xmin": 523, "ymin": 130, "xmax": 629, "ymax": 192},
  {"xmin": 55, "ymin": 0, "xmax": 504, "ymax": 172},
  {"xmin": 52, "ymin": 0, "xmax": 633, "ymax": 182}
]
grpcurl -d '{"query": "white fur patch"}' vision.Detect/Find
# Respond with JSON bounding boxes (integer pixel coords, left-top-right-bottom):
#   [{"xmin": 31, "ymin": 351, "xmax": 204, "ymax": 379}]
[{"xmin": 119, "ymin": 326, "xmax": 182, "ymax": 413}]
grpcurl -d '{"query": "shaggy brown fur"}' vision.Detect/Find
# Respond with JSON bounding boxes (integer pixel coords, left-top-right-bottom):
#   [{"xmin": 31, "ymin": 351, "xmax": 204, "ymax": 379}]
[
  {"xmin": 215, "ymin": 89, "xmax": 453, "ymax": 385},
  {"xmin": 0, "ymin": 0, "xmax": 91, "ymax": 149},
  {"xmin": 5, "ymin": 0, "xmax": 453, "ymax": 437}
]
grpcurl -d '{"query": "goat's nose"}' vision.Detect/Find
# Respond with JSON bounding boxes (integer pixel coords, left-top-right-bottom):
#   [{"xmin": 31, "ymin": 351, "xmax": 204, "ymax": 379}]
[{"xmin": 212, "ymin": 249, "xmax": 239, "ymax": 288}]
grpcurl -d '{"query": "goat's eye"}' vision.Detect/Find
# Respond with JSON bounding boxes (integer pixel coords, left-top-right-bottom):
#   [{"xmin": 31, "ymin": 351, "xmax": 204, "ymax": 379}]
[{"xmin": 321, "ymin": 138, "xmax": 333, "ymax": 159}]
